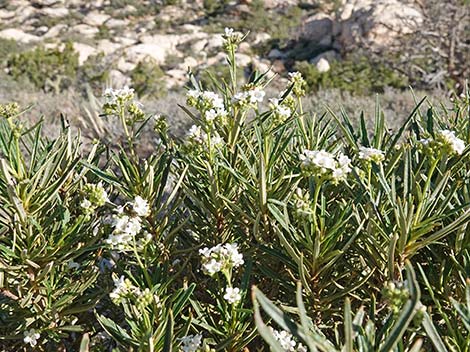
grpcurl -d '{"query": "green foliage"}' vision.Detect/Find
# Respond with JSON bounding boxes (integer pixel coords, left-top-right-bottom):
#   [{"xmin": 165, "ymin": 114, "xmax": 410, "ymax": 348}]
[
  {"xmin": 295, "ymin": 56, "xmax": 409, "ymax": 95},
  {"xmin": 2, "ymin": 29, "xmax": 470, "ymax": 351},
  {"xmin": 130, "ymin": 59, "xmax": 167, "ymax": 98},
  {"xmin": 79, "ymin": 52, "xmax": 112, "ymax": 92},
  {"xmin": 0, "ymin": 38, "xmax": 21, "ymax": 64},
  {"xmin": 6, "ymin": 42, "xmax": 79, "ymax": 93}
]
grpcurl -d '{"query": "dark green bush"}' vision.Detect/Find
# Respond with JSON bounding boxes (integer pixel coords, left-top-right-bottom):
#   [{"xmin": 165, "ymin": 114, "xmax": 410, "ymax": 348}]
[
  {"xmin": 130, "ymin": 59, "xmax": 167, "ymax": 98},
  {"xmin": 6, "ymin": 42, "xmax": 79, "ymax": 93},
  {"xmin": 295, "ymin": 56, "xmax": 409, "ymax": 95}
]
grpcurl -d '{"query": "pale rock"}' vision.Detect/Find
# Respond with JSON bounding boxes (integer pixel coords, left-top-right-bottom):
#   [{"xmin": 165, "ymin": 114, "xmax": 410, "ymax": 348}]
[
  {"xmin": 0, "ymin": 28, "xmax": 40, "ymax": 43},
  {"xmin": 40, "ymin": 7, "xmax": 69, "ymax": 18},
  {"xmin": 109, "ymin": 69, "xmax": 130, "ymax": 87},
  {"xmin": 177, "ymin": 56, "xmax": 199, "ymax": 71},
  {"xmin": 83, "ymin": 11, "xmax": 111, "ymax": 26},
  {"xmin": 97, "ymin": 39, "xmax": 122, "ymax": 55},
  {"xmin": 337, "ymin": 0, "xmax": 424, "ymax": 49},
  {"xmin": 191, "ymin": 39, "xmax": 208, "ymax": 53},
  {"xmin": 35, "ymin": 26, "xmax": 49, "ymax": 36},
  {"xmin": 252, "ymin": 58, "xmax": 272, "ymax": 74},
  {"xmin": 235, "ymin": 53, "xmax": 252, "ymax": 67},
  {"xmin": 106, "ymin": 18, "xmax": 129, "ymax": 28},
  {"xmin": 0, "ymin": 9, "xmax": 16, "ymax": 20},
  {"xmin": 206, "ymin": 52, "xmax": 226, "ymax": 66},
  {"xmin": 73, "ymin": 42, "xmax": 98, "ymax": 65},
  {"xmin": 238, "ymin": 42, "xmax": 251, "ymax": 54},
  {"xmin": 262, "ymin": 0, "xmax": 297, "ymax": 8},
  {"xmin": 204, "ymin": 34, "xmax": 224, "ymax": 52},
  {"xmin": 43, "ymin": 24, "xmax": 67, "ymax": 38},
  {"xmin": 117, "ymin": 57, "xmax": 137, "ymax": 72},
  {"xmin": 165, "ymin": 69, "xmax": 187, "ymax": 88},
  {"xmin": 310, "ymin": 50, "xmax": 340, "ymax": 64},
  {"xmin": 316, "ymin": 58, "xmax": 330, "ymax": 72},
  {"xmin": 32, "ymin": 0, "xmax": 63, "ymax": 5},
  {"xmin": 72, "ymin": 24, "xmax": 99, "ymax": 38},
  {"xmin": 126, "ymin": 43, "xmax": 180, "ymax": 65},
  {"xmin": 253, "ymin": 32, "xmax": 271, "ymax": 45},
  {"xmin": 115, "ymin": 37, "xmax": 137, "ymax": 46}
]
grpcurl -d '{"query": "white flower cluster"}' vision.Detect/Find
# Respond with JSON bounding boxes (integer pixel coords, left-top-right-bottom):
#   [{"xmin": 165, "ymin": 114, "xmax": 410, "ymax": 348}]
[
  {"xmin": 270, "ymin": 328, "xmax": 307, "ymax": 352},
  {"xmin": 223, "ymin": 286, "xmax": 241, "ymax": 304},
  {"xmin": 179, "ymin": 334, "xmax": 203, "ymax": 352},
  {"xmin": 300, "ymin": 149, "xmax": 351, "ymax": 183},
  {"xmin": 222, "ymin": 27, "xmax": 243, "ymax": 51},
  {"xmin": 104, "ymin": 86, "xmax": 135, "ymax": 104},
  {"xmin": 24, "ymin": 329, "xmax": 40, "ymax": 347},
  {"xmin": 186, "ymin": 125, "xmax": 224, "ymax": 149},
  {"xmin": 358, "ymin": 146, "xmax": 385, "ymax": 163},
  {"xmin": 419, "ymin": 129, "xmax": 466, "ymax": 156},
  {"xmin": 199, "ymin": 243, "xmax": 244, "ymax": 276},
  {"xmin": 287, "ymin": 71, "xmax": 306, "ymax": 97},
  {"xmin": 187, "ymin": 90, "xmax": 228, "ymax": 122},
  {"xmin": 233, "ymin": 87, "xmax": 266, "ymax": 107},
  {"xmin": 438, "ymin": 130, "xmax": 465, "ymax": 155},
  {"xmin": 105, "ymin": 196, "xmax": 150, "ymax": 251},
  {"xmin": 109, "ymin": 274, "xmax": 160, "ymax": 308},
  {"xmin": 103, "ymin": 86, "xmax": 145, "ymax": 121},
  {"xmin": 81, "ymin": 182, "xmax": 109, "ymax": 214},
  {"xmin": 269, "ymin": 98, "xmax": 291, "ymax": 123},
  {"xmin": 109, "ymin": 274, "xmax": 134, "ymax": 304}
]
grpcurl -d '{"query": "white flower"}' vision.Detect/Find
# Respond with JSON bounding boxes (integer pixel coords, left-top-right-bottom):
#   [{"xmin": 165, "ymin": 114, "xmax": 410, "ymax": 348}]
[
  {"xmin": 438, "ymin": 129, "xmax": 465, "ymax": 155},
  {"xmin": 187, "ymin": 125, "xmax": 206, "ymax": 144},
  {"xmin": 224, "ymin": 287, "xmax": 241, "ymax": 304},
  {"xmin": 202, "ymin": 91, "xmax": 224, "ymax": 109},
  {"xmin": 205, "ymin": 109, "xmax": 217, "ymax": 122},
  {"xmin": 179, "ymin": 334, "xmax": 203, "ymax": 352},
  {"xmin": 358, "ymin": 146, "xmax": 385, "ymax": 163},
  {"xmin": 104, "ymin": 86, "xmax": 135, "ymax": 103},
  {"xmin": 225, "ymin": 243, "xmax": 244, "ymax": 267},
  {"xmin": 272, "ymin": 329, "xmax": 296, "ymax": 351},
  {"xmin": 24, "ymin": 329, "xmax": 40, "ymax": 347},
  {"xmin": 187, "ymin": 89, "xmax": 201, "ymax": 99},
  {"xmin": 199, "ymin": 243, "xmax": 244, "ymax": 276},
  {"xmin": 132, "ymin": 196, "xmax": 150, "ymax": 217},
  {"xmin": 248, "ymin": 88, "xmax": 265, "ymax": 103},
  {"xmin": 80, "ymin": 198, "xmax": 92, "ymax": 210},
  {"xmin": 109, "ymin": 274, "xmax": 135, "ymax": 303},
  {"xmin": 203, "ymin": 258, "xmax": 223, "ymax": 275},
  {"xmin": 224, "ymin": 27, "xmax": 234, "ymax": 37},
  {"xmin": 300, "ymin": 150, "xmax": 336, "ymax": 171},
  {"xmin": 301, "ymin": 150, "xmax": 351, "ymax": 183}
]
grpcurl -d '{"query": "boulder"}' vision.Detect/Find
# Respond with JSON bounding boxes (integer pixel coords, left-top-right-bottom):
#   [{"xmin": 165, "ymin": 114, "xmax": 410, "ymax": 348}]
[
  {"xmin": 40, "ymin": 7, "xmax": 69, "ymax": 18},
  {"xmin": 72, "ymin": 42, "xmax": 98, "ymax": 65},
  {"xmin": 72, "ymin": 24, "xmax": 99, "ymax": 38},
  {"xmin": 83, "ymin": 11, "xmax": 110, "ymax": 26},
  {"xmin": 316, "ymin": 58, "xmax": 330, "ymax": 73},
  {"xmin": 310, "ymin": 50, "xmax": 340, "ymax": 64},
  {"xmin": 96, "ymin": 39, "xmax": 122, "ymax": 55},
  {"xmin": 0, "ymin": 28, "xmax": 40, "ymax": 43},
  {"xmin": 109, "ymin": 69, "xmax": 130, "ymax": 87},
  {"xmin": 43, "ymin": 24, "xmax": 67, "ymax": 38},
  {"xmin": 336, "ymin": 0, "xmax": 424, "ymax": 50},
  {"xmin": 299, "ymin": 13, "xmax": 334, "ymax": 44}
]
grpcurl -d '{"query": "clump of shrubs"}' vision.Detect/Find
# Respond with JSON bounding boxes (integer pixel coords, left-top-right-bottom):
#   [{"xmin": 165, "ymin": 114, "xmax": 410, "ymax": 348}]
[
  {"xmin": 6, "ymin": 42, "xmax": 79, "ymax": 93},
  {"xmin": 130, "ymin": 59, "xmax": 167, "ymax": 98},
  {"xmin": 295, "ymin": 55, "xmax": 409, "ymax": 95}
]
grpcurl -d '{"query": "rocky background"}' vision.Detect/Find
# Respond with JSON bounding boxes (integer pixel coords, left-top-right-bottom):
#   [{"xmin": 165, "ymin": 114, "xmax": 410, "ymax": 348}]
[{"xmin": 0, "ymin": 0, "xmax": 468, "ymax": 139}]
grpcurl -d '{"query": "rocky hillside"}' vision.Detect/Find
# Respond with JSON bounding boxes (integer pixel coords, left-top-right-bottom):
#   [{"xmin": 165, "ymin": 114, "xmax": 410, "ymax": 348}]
[{"xmin": 0, "ymin": 0, "xmax": 467, "ymax": 94}]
